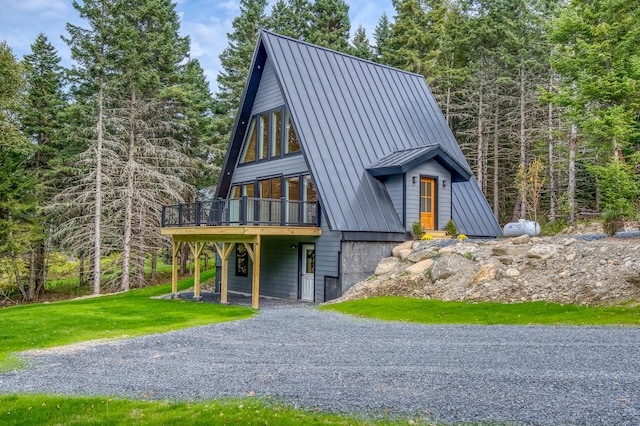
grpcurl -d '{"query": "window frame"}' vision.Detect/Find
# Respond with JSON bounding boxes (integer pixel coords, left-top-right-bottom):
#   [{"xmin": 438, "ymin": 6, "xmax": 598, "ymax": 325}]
[{"xmin": 238, "ymin": 106, "xmax": 301, "ymax": 166}]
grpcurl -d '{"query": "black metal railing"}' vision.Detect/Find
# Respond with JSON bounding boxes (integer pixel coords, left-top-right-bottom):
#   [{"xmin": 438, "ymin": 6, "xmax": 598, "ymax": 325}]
[{"xmin": 162, "ymin": 197, "xmax": 320, "ymax": 228}]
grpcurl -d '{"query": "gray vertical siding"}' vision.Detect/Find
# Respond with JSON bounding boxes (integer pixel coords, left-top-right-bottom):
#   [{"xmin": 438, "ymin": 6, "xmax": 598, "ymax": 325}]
[
  {"xmin": 405, "ymin": 161, "xmax": 452, "ymax": 232},
  {"xmin": 384, "ymin": 175, "xmax": 404, "ymax": 225},
  {"xmin": 314, "ymin": 213, "xmax": 342, "ymax": 301},
  {"xmin": 225, "ymin": 211, "xmax": 341, "ymax": 302},
  {"xmin": 251, "ymin": 58, "xmax": 283, "ymax": 114}
]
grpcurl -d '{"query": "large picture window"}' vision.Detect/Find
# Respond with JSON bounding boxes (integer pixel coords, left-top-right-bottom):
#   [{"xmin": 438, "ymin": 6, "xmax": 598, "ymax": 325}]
[{"xmin": 239, "ymin": 107, "xmax": 300, "ymax": 164}]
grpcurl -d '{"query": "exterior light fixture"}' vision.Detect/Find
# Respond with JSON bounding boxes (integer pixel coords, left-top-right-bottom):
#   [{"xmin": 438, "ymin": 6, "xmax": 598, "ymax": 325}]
[
  {"xmin": 412, "ymin": 176, "xmax": 417, "ymax": 184},
  {"xmin": 442, "ymin": 180, "xmax": 447, "ymax": 188}
]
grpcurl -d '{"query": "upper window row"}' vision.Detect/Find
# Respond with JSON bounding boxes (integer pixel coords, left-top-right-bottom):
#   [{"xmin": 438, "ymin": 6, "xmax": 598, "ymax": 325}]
[{"xmin": 239, "ymin": 107, "xmax": 301, "ymax": 164}]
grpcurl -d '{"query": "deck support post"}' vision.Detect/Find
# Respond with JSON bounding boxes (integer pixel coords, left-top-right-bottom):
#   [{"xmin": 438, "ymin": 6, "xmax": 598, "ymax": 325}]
[
  {"xmin": 244, "ymin": 235, "xmax": 261, "ymax": 309},
  {"xmin": 214, "ymin": 242, "xmax": 235, "ymax": 304},
  {"xmin": 171, "ymin": 240, "xmax": 182, "ymax": 296},
  {"xmin": 188, "ymin": 242, "xmax": 206, "ymax": 301}
]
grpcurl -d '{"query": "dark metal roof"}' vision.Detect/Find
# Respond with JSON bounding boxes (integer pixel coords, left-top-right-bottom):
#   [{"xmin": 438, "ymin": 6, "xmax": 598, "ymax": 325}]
[
  {"xmin": 218, "ymin": 30, "xmax": 502, "ymax": 236},
  {"xmin": 367, "ymin": 146, "xmax": 472, "ymax": 182}
]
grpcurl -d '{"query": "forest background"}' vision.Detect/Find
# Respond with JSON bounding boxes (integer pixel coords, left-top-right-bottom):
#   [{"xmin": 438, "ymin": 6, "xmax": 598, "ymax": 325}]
[{"xmin": 1, "ymin": 0, "xmax": 639, "ymax": 303}]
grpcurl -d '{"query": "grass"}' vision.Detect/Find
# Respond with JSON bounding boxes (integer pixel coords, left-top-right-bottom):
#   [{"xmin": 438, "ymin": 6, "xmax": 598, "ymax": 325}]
[
  {"xmin": 0, "ymin": 269, "xmax": 254, "ymax": 372},
  {"xmin": 320, "ymin": 296, "xmax": 640, "ymax": 326},
  {"xmin": 1, "ymin": 394, "xmax": 421, "ymax": 425}
]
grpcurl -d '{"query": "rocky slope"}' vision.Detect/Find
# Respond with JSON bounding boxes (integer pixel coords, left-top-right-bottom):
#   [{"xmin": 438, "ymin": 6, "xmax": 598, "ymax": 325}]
[{"xmin": 336, "ymin": 228, "xmax": 640, "ymax": 306}]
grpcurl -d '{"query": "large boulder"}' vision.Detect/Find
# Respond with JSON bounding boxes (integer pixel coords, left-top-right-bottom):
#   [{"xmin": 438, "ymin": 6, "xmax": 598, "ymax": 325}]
[
  {"xmin": 470, "ymin": 262, "xmax": 498, "ymax": 285},
  {"xmin": 406, "ymin": 259, "xmax": 434, "ymax": 275},
  {"xmin": 430, "ymin": 254, "xmax": 474, "ymax": 281},
  {"xmin": 392, "ymin": 241, "xmax": 414, "ymax": 257},
  {"xmin": 374, "ymin": 257, "xmax": 400, "ymax": 276}
]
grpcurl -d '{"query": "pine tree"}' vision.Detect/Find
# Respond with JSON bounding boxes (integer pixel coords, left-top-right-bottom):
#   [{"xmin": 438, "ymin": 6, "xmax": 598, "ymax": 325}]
[
  {"xmin": 384, "ymin": 0, "xmax": 430, "ymax": 73},
  {"xmin": 21, "ymin": 33, "xmax": 68, "ymax": 300},
  {"xmin": 351, "ymin": 25, "xmax": 373, "ymax": 60},
  {"xmin": 107, "ymin": 0, "xmax": 193, "ymax": 291},
  {"xmin": 0, "ymin": 42, "xmax": 36, "ymax": 300},
  {"xmin": 373, "ymin": 12, "xmax": 392, "ymax": 62},
  {"xmin": 216, "ymin": 0, "xmax": 267, "ymax": 154},
  {"xmin": 306, "ymin": 0, "xmax": 351, "ymax": 52}
]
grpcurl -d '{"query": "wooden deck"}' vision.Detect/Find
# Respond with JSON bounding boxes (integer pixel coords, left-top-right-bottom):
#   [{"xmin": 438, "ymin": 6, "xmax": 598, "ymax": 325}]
[{"xmin": 161, "ymin": 225, "xmax": 322, "ymax": 309}]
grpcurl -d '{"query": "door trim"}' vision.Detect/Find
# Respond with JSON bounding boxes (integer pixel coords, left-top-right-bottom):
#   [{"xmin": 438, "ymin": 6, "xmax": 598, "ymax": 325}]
[
  {"xmin": 299, "ymin": 243, "xmax": 315, "ymax": 301},
  {"xmin": 419, "ymin": 176, "xmax": 437, "ymax": 231}
]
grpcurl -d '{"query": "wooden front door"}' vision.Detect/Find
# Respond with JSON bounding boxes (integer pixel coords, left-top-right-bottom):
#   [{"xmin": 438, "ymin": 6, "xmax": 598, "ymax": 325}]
[
  {"xmin": 300, "ymin": 244, "xmax": 315, "ymax": 301},
  {"xmin": 420, "ymin": 177, "xmax": 435, "ymax": 230}
]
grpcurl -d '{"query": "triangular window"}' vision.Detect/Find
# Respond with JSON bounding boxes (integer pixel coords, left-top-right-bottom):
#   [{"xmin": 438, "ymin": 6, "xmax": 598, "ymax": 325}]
[{"xmin": 240, "ymin": 119, "xmax": 257, "ymax": 164}]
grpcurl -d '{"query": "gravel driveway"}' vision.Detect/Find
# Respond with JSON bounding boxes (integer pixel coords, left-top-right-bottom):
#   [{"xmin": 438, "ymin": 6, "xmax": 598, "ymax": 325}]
[{"xmin": 1, "ymin": 299, "xmax": 638, "ymax": 425}]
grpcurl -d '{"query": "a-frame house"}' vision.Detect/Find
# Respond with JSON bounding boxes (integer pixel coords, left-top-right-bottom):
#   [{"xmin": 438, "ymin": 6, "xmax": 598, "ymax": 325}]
[{"xmin": 161, "ymin": 30, "xmax": 502, "ymax": 307}]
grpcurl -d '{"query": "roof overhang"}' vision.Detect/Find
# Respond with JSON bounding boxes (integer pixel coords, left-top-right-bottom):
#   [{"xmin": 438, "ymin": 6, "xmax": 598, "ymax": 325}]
[{"xmin": 367, "ymin": 146, "xmax": 472, "ymax": 182}]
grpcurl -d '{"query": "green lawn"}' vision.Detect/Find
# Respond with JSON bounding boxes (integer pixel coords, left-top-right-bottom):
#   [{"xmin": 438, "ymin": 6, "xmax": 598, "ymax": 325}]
[
  {"xmin": 320, "ymin": 296, "xmax": 640, "ymax": 326},
  {"xmin": 1, "ymin": 394, "xmax": 415, "ymax": 425},
  {"xmin": 0, "ymin": 270, "xmax": 254, "ymax": 372}
]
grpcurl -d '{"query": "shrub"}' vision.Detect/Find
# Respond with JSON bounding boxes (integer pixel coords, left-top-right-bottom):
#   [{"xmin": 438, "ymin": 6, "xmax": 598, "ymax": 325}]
[
  {"xmin": 411, "ymin": 221, "xmax": 424, "ymax": 240},
  {"xmin": 444, "ymin": 219, "xmax": 458, "ymax": 236},
  {"xmin": 457, "ymin": 234, "xmax": 468, "ymax": 240},
  {"xmin": 421, "ymin": 234, "xmax": 434, "ymax": 240},
  {"xmin": 602, "ymin": 209, "xmax": 622, "ymax": 237}
]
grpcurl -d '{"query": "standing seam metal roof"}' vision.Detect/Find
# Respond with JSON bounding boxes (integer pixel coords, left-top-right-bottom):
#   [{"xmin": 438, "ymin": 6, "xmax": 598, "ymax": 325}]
[{"xmin": 219, "ymin": 30, "xmax": 501, "ymax": 237}]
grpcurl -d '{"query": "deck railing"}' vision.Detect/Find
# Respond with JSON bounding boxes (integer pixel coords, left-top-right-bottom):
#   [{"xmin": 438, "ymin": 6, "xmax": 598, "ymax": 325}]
[{"xmin": 161, "ymin": 197, "xmax": 320, "ymax": 228}]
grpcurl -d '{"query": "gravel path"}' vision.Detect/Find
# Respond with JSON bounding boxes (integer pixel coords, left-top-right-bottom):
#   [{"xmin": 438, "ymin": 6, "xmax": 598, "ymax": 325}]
[{"xmin": 1, "ymin": 302, "xmax": 638, "ymax": 425}]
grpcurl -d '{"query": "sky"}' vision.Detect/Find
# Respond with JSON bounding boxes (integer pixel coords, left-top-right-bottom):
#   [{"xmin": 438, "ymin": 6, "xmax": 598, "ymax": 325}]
[{"xmin": 0, "ymin": 0, "xmax": 395, "ymax": 93}]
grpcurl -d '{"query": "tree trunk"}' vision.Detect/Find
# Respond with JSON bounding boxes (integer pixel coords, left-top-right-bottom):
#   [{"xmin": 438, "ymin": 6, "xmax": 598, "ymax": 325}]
[
  {"xmin": 518, "ymin": 66, "xmax": 527, "ymax": 220},
  {"xmin": 93, "ymin": 60, "xmax": 104, "ymax": 295},
  {"xmin": 548, "ymin": 95, "xmax": 556, "ymax": 222},
  {"xmin": 493, "ymin": 101, "xmax": 499, "ymax": 221},
  {"xmin": 477, "ymin": 81, "xmax": 484, "ymax": 191},
  {"xmin": 136, "ymin": 205, "xmax": 145, "ymax": 288},
  {"xmin": 151, "ymin": 251, "xmax": 157, "ymax": 282},
  {"xmin": 79, "ymin": 252, "xmax": 86, "ymax": 287},
  {"xmin": 28, "ymin": 250, "xmax": 36, "ymax": 302},
  {"xmin": 120, "ymin": 86, "xmax": 136, "ymax": 292},
  {"xmin": 568, "ymin": 123, "xmax": 578, "ymax": 224}
]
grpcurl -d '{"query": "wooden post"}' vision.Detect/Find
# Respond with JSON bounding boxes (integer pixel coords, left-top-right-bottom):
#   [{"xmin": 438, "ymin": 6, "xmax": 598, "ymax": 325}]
[
  {"xmin": 189, "ymin": 242, "xmax": 205, "ymax": 300},
  {"xmin": 243, "ymin": 239, "xmax": 260, "ymax": 309},
  {"xmin": 171, "ymin": 240, "xmax": 182, "ymax": 296},
  {"xmin": 214, "ymin": 242, "xmax": 234, "ymax": 304}
]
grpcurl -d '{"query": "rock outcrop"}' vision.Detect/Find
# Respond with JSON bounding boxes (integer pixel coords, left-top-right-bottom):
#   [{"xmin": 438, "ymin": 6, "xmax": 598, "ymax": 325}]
[{"xmin": 336, "ymin": 235, "xmax": 640, "ymax": 306}]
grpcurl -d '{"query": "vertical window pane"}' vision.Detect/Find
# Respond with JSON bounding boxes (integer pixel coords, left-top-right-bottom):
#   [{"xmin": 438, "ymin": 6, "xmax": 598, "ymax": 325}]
[
  {"xmin": 287, "ymin": 177, "xmax": 300, "ymax": 201},
  {"xmin": 271, "ymin": 177, "xmax": 281, "ymax": 199},
  {"xmin": 285, "ymin": 111, "xmax": 300, "ymax": 154},
  {"xmin": 272, "ymin": 109, "xmax": 282, "ymax": 157},
  {"xmin": 230, "ymin": 185, "xmax": 241, "ymax": 199},
  {"xmin": 243, "ymin": 183, "xmax": 255, "ymax": 197},
  {"xmin": 260, "ymin": 180, "xmax": 270, "ymax": 198},
  {"xmin": 303, "ymin": 175, "xmax": 317, "ymax": 202},
  {"xmin": 258, "ymin": 113, "xmax": 269, "ymax": 160},
  {"xmin": 239, "ymin": 119, "xmax": 256, "ymax": 163}
]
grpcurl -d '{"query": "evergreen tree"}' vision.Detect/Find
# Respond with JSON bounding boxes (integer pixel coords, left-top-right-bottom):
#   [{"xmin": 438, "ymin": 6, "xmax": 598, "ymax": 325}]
[
  {"xmin": 216, "ymin": 0, "xmax": 267, "ymax": 153},
  {"xmin": 384, "ymin": 0, "xmax": 430, "ymax": 73},
  {"xmin": 306, "ymin": 0, "xmax": 351, "ymax": 52},
  {"xmin": 21, "ymin": 33, "xmax": 68, "ymax": 300},
  {"xmin": 551, "ymin": 0, "xmax": 640, "ymax": 161},
  {"xmin": 268, "ymin": 0, "xmax": 311, "ymax": 39},
  {"xmin": 350, "ymin": 25, "xmax": 373, "ymax": 60},
  {"xmin": 373, "ymin": 12, "xmax": 392, "ymax": 61},
  {"xmin": 179, "ymin": 58, "xmax": 219, "ymax": 195},
  {"xmin": 0, "ymin": 42, "xmax": 36, "ymax": 300}
]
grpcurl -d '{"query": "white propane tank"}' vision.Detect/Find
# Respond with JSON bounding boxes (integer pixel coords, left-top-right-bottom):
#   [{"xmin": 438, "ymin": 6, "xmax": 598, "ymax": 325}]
[{"xmin": 503, "ymin": 219, "xmax": 541, "ymax": 237}]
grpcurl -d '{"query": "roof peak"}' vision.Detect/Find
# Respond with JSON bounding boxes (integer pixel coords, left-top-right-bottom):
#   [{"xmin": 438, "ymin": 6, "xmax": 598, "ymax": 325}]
[{"xmin": 259, "ymin": 29, "xmax": 427, "ymax": 80}]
